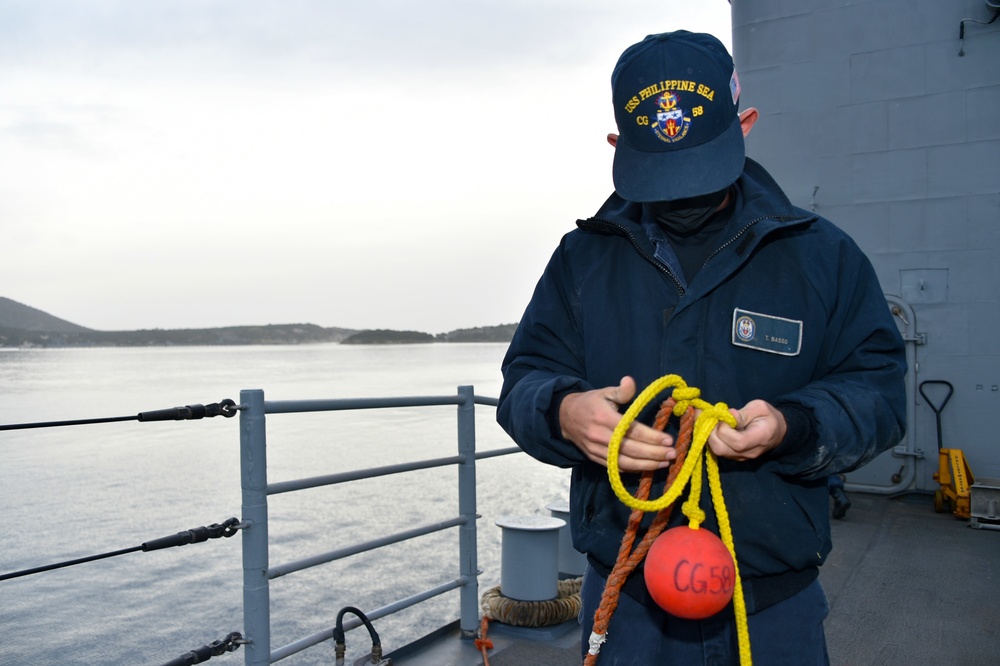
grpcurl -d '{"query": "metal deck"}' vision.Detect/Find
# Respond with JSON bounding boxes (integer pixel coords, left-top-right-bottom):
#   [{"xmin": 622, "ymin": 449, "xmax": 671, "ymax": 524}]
[
  {"xmin": 822, "ymin": 491, "xmax": 999, "ymax": 665},
  {"xmin": 389, "ymin": 492, "xmax": 1000, "ymax": 665}
]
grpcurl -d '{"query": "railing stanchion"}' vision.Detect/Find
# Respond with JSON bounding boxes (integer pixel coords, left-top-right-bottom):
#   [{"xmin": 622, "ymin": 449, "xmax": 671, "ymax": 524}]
[
  {"xmin": 240, "ymin": 389, "xmax": 271, "ymax": 665},
  {"xmin": 456, "ymin": 385, "xmax": 480, "ymax": 637},
  {"xmin": 235, "ymin": 387, "xmax": 511, "ymax": 660}
]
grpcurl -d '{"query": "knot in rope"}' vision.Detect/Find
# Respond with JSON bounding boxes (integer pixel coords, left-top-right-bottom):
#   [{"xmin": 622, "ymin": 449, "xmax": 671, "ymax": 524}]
[
  {"xmin": 670, "ymin": 385, "xmax": 701, "ymax": 415},
  {"xmin": 607, "ymin": 375, "xmax": 736, "ymax": 515},
  {"xmin": 680, "ymin": 453, "xmax": 708, "ymax": 529}
]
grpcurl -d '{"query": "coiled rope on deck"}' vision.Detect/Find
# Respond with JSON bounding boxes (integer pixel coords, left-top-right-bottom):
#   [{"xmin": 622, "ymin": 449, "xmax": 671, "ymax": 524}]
[
  {"xmin": 477, "ymin": 577, "xmax": 583, "ymax": 666},
  {"xmin": 480, "ymin": 576, "xmax": 582, "ymax": 627},
  {"xmin": 587, "ymin": 374, "xmax": 752, "ymax": 666}
]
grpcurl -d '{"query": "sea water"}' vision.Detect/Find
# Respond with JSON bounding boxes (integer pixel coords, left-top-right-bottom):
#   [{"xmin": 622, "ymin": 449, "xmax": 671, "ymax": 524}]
[{"xmin": 0, "ymin": 343, "xmax": 571, "ymax": 665}]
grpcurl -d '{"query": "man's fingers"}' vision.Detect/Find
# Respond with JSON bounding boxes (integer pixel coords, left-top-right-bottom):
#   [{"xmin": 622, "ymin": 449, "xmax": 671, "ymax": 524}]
[
  {"xmin": 614, "ymin": 428, "xmax": 676, "ymax": 471},
  {"xmin": 609, "ymin": 376, "xmax": 636, "ymax": 406},
  {"xmin": 720, "ymin": 407, "xmax": 747, "ymax": 433}
]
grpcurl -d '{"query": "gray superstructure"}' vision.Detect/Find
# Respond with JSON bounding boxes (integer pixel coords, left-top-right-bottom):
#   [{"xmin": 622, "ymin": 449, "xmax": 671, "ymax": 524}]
[{"xmin": 733, "ymin": 0, "xmax": 1000, "ymax": 489}]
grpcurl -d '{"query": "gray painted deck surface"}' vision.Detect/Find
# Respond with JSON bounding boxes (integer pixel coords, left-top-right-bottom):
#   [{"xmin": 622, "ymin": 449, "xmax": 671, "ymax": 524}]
[
  {"xmin": 390, "ymin": 492, "xmax": 999, "ymax": 665},
  {"xmin": 823, "ymin": 492, "xmax": 999, "ymax": 666}
]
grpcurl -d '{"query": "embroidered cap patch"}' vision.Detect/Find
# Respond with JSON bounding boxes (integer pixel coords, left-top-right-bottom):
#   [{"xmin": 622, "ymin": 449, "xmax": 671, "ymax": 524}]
[{"xmin": 731, "ymin": 308, "xmax": 802, "ymax": 356}]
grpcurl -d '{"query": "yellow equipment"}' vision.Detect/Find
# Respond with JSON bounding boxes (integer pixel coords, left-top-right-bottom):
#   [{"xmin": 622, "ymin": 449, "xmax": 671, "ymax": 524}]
[
  {"xmin": 919, "ymin": 380, "xmax": 974, "ymax": 519},
  {"xmin": 933, "ymin": 448, "xmax": 975, "ymax": 518}
]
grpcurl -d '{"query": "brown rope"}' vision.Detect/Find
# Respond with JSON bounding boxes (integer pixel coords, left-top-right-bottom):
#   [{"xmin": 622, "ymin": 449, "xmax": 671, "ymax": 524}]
[
  {"xmin": 584, "ymin": 398, "xmax": 695, "ymax": 665},
  {"xmin": 475, "ymin": 615, "xmax": 494, "ymax": 666}
]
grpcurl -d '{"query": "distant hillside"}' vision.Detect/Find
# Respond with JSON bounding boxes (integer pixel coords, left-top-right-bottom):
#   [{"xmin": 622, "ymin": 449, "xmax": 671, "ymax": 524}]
[
  {"xmin": 0, "ymin": 323, "xmax": 358, "ymax": 348},
  {"xmin": 0, "ymin": 297, "xmax": 92, "ymax": 333},
  {"xmin": 0, "ymin": 297, "xmax": 517, "ymax": 347},
  {"xmin": 436, "ymin": 323, "xmax": 518, "ymax": 342},
  {"xmin": 342, "ymin": 329, "xmax": 435, "ymax": 345},
  {"xmin": 328, "ymin": 324, "xmax": 519, "ymax": 345}
]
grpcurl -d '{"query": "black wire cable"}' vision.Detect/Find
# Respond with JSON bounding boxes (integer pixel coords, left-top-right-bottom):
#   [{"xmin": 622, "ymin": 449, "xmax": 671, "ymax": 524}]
[
  {"xmin": 0, "ymin": 518, "xmax": 242, "ymax": 582},
  {"xmin": 158, "ymin": 631, "xmax": 244, "ymax": 666},
  {"xmin": 0, "ymin": 545, "xmax": 143, "ymax": 581},
  {"xmin": 0, "ymin": 399, "xmax": 238, "ymax": 431},
  {"xmin": 333, "ymin": 606, "xmax": 384, "ymax": 666},
  {"xmin": 0, "ymin": 414, "xmax": 138, "ymax": 430}
]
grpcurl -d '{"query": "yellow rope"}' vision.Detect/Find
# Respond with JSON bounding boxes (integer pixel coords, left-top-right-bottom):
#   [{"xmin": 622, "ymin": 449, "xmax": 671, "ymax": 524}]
[
  {"xmin": 706, "ymin": 451, "xmax": 751, "ymax": 665},
  {"xmin": 606, "ymin": 374, "xmax": 752, "ymax": 666}
]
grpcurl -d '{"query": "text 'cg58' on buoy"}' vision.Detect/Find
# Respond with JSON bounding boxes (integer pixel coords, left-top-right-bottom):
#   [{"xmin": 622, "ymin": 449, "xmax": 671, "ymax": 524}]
[{"xmin": 644, "ymin": 525, "xmax": 735, "ymax": 620}]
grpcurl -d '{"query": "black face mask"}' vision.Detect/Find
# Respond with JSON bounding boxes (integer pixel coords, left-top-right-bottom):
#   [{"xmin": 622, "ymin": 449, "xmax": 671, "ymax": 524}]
[{"xmin": 646, "ymin": 187, "xmax": 731, "ymax": 235}]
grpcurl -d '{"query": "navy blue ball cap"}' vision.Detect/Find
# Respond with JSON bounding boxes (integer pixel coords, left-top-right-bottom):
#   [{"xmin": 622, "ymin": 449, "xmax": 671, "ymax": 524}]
[{"xmin": 611, "ymin": 31, "xmax": 744, "ymax": 202}]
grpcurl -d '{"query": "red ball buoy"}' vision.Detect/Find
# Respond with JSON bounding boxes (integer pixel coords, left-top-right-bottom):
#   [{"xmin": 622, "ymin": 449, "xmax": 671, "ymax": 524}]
[{"xmin": 644, "ymin": 526, "xmax": 736, "ymax": 619}]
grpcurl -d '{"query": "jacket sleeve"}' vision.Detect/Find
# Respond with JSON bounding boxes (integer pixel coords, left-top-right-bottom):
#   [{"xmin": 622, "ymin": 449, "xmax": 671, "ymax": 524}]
[
  {"xmin": 496, "ymin": 237, "xmax": 593, "ymax": 468},
  {"xmin": 768, "ymin": 237, "xmax": 907, "ymax": 480}
]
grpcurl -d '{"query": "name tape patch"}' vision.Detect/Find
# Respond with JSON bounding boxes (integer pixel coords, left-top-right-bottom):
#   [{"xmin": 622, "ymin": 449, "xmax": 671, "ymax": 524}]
[{"xmin": 731, "ymin": 308, "xmax": 802, "ymax": 356}]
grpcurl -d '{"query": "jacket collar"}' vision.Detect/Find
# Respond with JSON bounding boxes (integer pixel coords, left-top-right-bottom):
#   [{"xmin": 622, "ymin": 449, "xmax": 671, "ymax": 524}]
[
  {"xmin": 588, "ymin": 158, "xmax": 810, "ymax": 231},
  {"xmin": 580, "ymin": 158, "xmax": 818, "ymax": 304}
]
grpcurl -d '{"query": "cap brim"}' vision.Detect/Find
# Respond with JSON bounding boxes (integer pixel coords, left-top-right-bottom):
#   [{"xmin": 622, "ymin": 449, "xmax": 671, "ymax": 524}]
[{"xmin": 612, "ymin": 114, "xmax": 745, "ymax": 202}]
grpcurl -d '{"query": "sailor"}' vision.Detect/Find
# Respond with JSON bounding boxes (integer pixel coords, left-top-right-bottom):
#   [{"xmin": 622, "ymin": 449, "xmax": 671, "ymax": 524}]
[
  {"xmin": 497, "ymin": 30, "xmax": 906, "ymax": 664},
  {"xmin": 829, "ymin": 474, "xmax": 852, "ymax": 519}
]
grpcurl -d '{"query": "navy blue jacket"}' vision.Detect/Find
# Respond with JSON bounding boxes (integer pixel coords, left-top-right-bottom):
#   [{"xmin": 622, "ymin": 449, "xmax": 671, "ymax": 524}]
[{"xmin": 497, "ymin": 158, "xmax": 906, "ymax": 586}]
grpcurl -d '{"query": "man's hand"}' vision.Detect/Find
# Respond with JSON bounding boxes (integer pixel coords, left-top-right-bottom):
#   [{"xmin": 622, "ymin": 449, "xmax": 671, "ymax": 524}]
[
  {"xmin": 707, "ymin": 399, "xmax": 787, "ymax": 461},
  {"xmin": 558, "ymin": 376, "xmax": 676, "ymax": 472}
]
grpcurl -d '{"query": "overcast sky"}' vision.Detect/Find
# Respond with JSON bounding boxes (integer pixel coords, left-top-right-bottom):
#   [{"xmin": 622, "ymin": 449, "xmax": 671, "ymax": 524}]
[{"xmin": 1, "ymin": 1, "xmax": 732, "ymax": 334}]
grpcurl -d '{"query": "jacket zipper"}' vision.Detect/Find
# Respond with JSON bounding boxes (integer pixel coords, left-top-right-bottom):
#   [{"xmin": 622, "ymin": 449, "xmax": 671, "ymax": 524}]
[
  {"xmin": 702, "ymin": 217, "xmax": 765, "ymax": 268},
  {"xmin": 703, "ymin": 214, "xmax": 814, "ymax": 268},
  {"xmin": 582, "ymin": 217, "xmax": 686, "ymax": 295}
]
